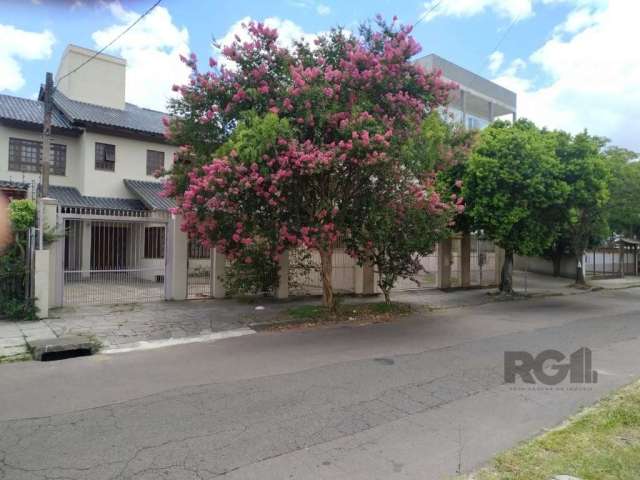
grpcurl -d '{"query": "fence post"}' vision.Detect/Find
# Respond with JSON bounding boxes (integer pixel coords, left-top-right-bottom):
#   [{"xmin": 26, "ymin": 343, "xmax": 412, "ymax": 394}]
[
  {"xmin": 165, "ymin": 215, "xmax": 188, "ymax": 300},
  {"xmin": 354, "ymin": 263, "xmax": 375, "ymax": 295},
  {"xmin": 81, "ymin": 221, "xmax": 92, "ymax": 278},
  {"xmin": 461, "ymin": 232, "xmax": 471, "ymax": 288},
  {"xmin": 39, "ymin": 197, "xmax": 61, "ymax": 312},
  {"xmin": 437, "ymin": 238, "xmax": 452, "ymax": 289},
  {"xmin": 275, "ymin": 250, "xmax": 289, "ymax": 300},
  {"xmin": 34, "ymin": 250, "xmax": 50, "ymax": 318},
  {"xmin": 211, "ymin": 248, "xmax": 226, "ymax": 299}
]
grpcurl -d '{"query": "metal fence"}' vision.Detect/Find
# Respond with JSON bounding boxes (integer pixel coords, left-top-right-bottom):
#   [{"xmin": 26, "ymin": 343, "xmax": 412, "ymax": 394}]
[
  {"xmin": 470, "ymin": 235, "xmax": 497, "ymax": 287},
  {"xmin": 585, "ymin": 245, "xmax": 639, "ymax": 278},
  {"xmin": 187, "ymin": 240, "xmax": 212, "ymax": 299},
  {"xmin": 62, "ymin": 219, "xmax": 166, "ymax": 305}
]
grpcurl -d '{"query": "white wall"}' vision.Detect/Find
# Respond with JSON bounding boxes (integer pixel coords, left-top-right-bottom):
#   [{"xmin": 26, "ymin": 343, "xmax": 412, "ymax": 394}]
[
  {"xmin": 56, "ymin": 45, "xmax": 126, "ymax": 110},
  {"xmin": 514, "ymin": 254, "xmax": 578, "ymax": 279},
  {"xmin": 0, "ymin": 125, "xmax": 178, "ymax": 198},
  {"xmin": 78, "ymin": 131, "xmax": 177, "ymax": 198},
  {"xmin": 0, "ymin": 124, "xmax": 81, "ymax": 189}
]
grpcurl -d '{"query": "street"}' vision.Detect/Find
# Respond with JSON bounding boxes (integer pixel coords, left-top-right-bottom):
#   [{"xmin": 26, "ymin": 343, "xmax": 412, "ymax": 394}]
[{"xmin": 1, "ymin": 288, "xmax": 640, "ymax": 479}]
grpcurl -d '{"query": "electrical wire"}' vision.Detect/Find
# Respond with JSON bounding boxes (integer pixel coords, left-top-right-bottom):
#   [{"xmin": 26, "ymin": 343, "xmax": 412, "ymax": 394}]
[{"xmin": 56, "ymin": 0, "xmax": 163, "ymax": 86}]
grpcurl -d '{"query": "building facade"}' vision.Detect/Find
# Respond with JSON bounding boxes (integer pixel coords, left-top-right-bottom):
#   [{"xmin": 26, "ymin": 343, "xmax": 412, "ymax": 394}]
[{"xmin": 0, "ymin": 46, "xmax": 516, "ymax": 311}]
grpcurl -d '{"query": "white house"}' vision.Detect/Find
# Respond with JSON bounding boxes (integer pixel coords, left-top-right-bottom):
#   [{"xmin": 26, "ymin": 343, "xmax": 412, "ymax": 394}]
[
  {"xmin": 0, "ymin": 45, "xmax": 215, "ymax": 309},
  {"xmin": 0, "ymin": 45, "xmax": 516, "ymax": 311}
]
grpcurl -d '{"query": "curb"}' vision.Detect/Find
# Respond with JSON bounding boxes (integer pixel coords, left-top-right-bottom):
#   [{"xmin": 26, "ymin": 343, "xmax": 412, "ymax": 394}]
[{"xmin": 102, "ymin": 328, "xmax": 256, "ymax": 354}]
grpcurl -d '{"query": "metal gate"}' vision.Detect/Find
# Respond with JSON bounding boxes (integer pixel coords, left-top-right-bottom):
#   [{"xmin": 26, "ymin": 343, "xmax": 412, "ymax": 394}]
[
  {"xmin": 62, "ymin": 218, "xmax": 167, "ymax": 305},
  {"xmin": 187, "ymin": 240, "xmax": 212, "ymax": 299}
]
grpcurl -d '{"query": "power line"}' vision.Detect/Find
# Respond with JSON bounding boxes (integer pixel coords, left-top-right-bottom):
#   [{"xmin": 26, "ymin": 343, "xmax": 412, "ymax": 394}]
[
  {"xmin": 56, "ymin": 0, "xmax": 163, "ymax": 85},
  {"xmin": 414, "ymin": 0, "xmax": 443, "ymax": 28},
  {"xmin": 485, "ymin": 12, "xmax": 521, "ymax": 65}
]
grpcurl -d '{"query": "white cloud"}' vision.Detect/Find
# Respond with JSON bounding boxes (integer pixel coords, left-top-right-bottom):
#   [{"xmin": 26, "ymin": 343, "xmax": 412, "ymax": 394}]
[
  {"xmin": 492, "ymin": 2, "xmax": 640, "ymax": 150},
  {"xmin": 421, "ymin": 0, "xmax": 607, "ymax": 23},
  {"xmin": 91, "ymin": 1, "xmax": 190, "ymax": 111},
  {"xmin": 421, "ymin": 0, "xmax": 534, "ymax": 23},
  {"xmin": 487, "ymin": 51, "xmax": 504, "ymax": 74},
  {"xmin": 0, "ymin": 24, "xmax": 55, "ymax": 92},
  {"xmin": 316, "ymin": 4, "xmax": 331, "ymax": 16}
]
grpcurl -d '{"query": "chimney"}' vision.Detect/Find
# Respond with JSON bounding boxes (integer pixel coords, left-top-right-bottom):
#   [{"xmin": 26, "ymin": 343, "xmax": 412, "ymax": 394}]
[{"xmin": 55, "ymin": 44, "xmax": 126, "ymax": 110}]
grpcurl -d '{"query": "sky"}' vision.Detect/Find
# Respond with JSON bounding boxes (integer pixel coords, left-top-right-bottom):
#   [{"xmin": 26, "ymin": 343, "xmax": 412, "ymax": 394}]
[{"xmin": 1, "ymin": 0, "xmax": 637, "ymax": 151}]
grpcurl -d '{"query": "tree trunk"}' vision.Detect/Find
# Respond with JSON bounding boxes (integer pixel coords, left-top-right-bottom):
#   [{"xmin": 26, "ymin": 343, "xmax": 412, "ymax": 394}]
[
  {"xmin": 319, "ymin": 249, "xmax": 335, "ymax": 311},
  {"xmin": 382, "ymin": 287, "xmax": 391, "ymax": 305},
  {"xmin": 500, "ymin": 250, "xmax": 514, "ymax": 294},
  {"xmin": 575, "ymin": 252, "xmax": 587, "ymax": 285}
]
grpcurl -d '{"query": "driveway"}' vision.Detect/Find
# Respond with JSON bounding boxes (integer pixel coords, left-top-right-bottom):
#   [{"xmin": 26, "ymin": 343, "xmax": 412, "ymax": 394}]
[{"xmin": 0, "ymin": 287, "xmax": 639, "ymax": 479}]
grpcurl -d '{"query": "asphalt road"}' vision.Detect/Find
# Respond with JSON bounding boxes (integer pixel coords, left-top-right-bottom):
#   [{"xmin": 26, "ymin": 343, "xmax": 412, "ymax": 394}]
[{"xmin": 1, "ymin": 288, "xmax": 640, "ymax": 479}]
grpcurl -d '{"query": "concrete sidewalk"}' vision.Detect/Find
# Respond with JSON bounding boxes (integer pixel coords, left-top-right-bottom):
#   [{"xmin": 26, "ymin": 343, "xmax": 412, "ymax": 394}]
[{"xmin": 1, "ymin": 270, "xmax": 639, "ymax": 361}]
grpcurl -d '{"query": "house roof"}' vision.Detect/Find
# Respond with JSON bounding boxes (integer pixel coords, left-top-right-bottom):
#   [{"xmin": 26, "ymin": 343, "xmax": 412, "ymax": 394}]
[
  {"xmin": 52, "ymin": 90, "xmax": 167, "ymax": 137},
  {"xmin": 0, "ymin": 179, "xmax": 30, "ymax": 191},
  {"xmin": 124, "ymin": 179, "xmax": 175, "ymax": 211},
  {"xmin": 0, "ymin": 94, "xmax": 76, "ymax": 131},
  {"xmin": 0, "ymin": 89, "xmax": 168, "ymax": 138},
  {"xmin": 49, "ymin": 186, "xmax": 146, "ymax": 211}
]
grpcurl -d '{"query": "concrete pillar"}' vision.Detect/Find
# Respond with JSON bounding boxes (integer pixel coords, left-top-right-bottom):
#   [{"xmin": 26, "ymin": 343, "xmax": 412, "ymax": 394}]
[
  {"xmin": 275, "ymin": 250, "xmax": 289, "ymax": 300},
  {"xmin": 165, "ymin": 215, "xmax": 188, "ymax": 300},
  {"xmin": 460, "ymin": 233, "xmax": 471, "ymax": 288},
  {"xmin": 512, "ymin": 111, "xmax": 517, "ymax": 124},
  {"xmin": 488, "ymin": 101, "xmax": 494, "ymax": 123},
  {"xmin": 355, "ymin": 263, "xmax": 376, "ymax": 295},
  {"xmin": 437, "ymin": 238, "xmax": 452, "ymax": 289},
  {"xmin": 34, "ymin": 249, "xmax": 50, "ymax": 318},
  {"xmin": 41, "ymin": 197, "xmax": 63, "ymax": 308},
  {"xmin": 495, "ymin": 247, "xmax": 505, "ymax": 286},
  {"xmin": 619, "ymin": 243, "xmax": 625, "ymax": 278},
  {"xmin": 81, "ymin": 220, "xmax": 92, "ymax": 278},
  {"xmin": 211, "ymin": 248, "xmax": 226, "ymax": 299}
]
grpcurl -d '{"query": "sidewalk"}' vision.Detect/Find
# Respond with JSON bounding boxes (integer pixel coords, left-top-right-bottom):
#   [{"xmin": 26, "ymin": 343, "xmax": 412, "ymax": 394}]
[{"xmin": 2, "ymin": 271, "xmax": 639, "ymax": 361}]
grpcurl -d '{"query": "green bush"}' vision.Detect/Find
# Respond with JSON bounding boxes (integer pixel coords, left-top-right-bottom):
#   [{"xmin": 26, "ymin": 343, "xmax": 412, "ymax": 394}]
[{"xmin": 0, "ymin": 199, "xmax": 38, "ymax": 320}]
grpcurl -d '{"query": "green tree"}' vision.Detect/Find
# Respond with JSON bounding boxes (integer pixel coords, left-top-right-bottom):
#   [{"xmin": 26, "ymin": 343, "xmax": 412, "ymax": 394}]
[
  {"xmin": 547, "ymin": 131, "xmax": 610, "ymax": 284},
  {"xmin": 604, "ymin": 147, "xmax": 640, "ymax": 237},
  {"xmin": 463, "ymin": 119, "xmax": 569, "ymax": 293}
]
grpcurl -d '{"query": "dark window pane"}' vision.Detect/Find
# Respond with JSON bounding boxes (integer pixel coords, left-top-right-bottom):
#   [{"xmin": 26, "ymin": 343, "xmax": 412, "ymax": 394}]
[
  {"xmin": 146, "ymin": 150, "xmax": 164, "ymax": 176},
  {"xmin": 8, "ymin": 138, "xmax": 66, "ymax": 175},
  {"xmin": 144, "ymin": 227, "xmax": 165, "ymax": 259},
  {"xmin": 95, "ymin": 142, "xmax": 116, "ymax": 171}
]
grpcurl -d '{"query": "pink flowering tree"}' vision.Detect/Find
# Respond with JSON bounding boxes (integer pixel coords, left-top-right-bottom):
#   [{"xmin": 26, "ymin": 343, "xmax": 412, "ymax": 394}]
[{"xmin": 163, "ymin": 17, "xmax": 456, "ymax": 309}]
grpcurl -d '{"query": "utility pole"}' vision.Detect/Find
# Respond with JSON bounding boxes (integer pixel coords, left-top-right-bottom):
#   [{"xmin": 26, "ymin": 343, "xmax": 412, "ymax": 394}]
[
  {"xmin": 41, "ymin": 72, "xmax": 53, "ymax": 198},
  {"xmin": 39, "ymin": 72, "xmax": 53, "ymax": 250}
]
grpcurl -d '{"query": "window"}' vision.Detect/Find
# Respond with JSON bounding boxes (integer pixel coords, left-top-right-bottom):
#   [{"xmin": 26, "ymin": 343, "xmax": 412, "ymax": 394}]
[
  {"xmin": 146, "ymin": 150, "xmax": 165, "ymax": 176},
  {"xmin": 8, "ymin": 138, "xmax": 66, "ymax": 175},
  {"xmin": 189, "ymin": 239, "xmax": 210, "ymax": 259},
  {"xmin": 95, "ymin": 142, "xmax": 116, "ymax": 171},
  {"xmin": 144, "ymin": 227, "xmax": 165, "ymax": 259}
]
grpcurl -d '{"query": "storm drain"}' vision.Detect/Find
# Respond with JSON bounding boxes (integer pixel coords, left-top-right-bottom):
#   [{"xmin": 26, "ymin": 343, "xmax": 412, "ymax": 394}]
[{"xmin": 28, "ymin": 336, "xmax": 99, "ymax": 361}]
